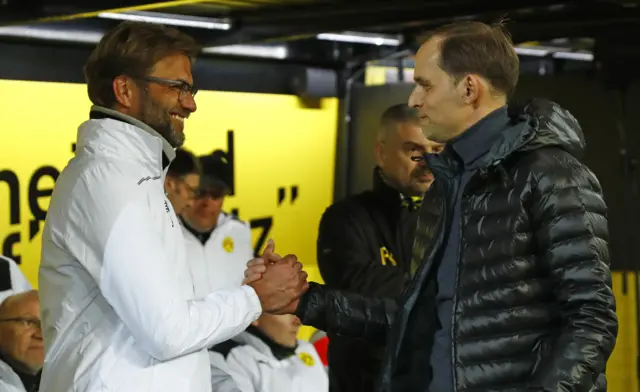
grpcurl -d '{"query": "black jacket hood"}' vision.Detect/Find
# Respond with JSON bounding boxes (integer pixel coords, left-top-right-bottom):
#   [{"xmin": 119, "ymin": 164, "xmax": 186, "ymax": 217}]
[{"xmin": 475, "ymin": 98, "xmax": 586, "ymax": 169}]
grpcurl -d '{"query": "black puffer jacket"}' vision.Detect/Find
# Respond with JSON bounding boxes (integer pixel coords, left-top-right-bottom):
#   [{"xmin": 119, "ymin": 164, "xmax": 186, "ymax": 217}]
[{"xmin": 297, "ymin": 99, "xmax": 618, "ymax": 392}]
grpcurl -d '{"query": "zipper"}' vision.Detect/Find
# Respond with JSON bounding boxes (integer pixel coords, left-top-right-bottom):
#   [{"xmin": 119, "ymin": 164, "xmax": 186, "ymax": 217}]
[
  {"xmin": 450, "ymin": 172, "xmax": 477, "ymax": 392},
  {"xmin": 450, "ymin": 198, "xmax": 463, "ymax": 392}
]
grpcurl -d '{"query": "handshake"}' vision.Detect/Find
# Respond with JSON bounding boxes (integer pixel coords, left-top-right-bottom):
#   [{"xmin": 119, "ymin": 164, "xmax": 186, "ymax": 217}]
[{"xmin": 242, "ymin": 239, "xmax": 309, "ymax": 315}]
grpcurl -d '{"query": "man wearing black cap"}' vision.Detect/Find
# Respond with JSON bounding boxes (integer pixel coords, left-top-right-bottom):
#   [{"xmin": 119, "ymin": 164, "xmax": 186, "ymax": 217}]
[{"xmin": 181, "ymin": 150, "xmax": 253, "ymax": 296}]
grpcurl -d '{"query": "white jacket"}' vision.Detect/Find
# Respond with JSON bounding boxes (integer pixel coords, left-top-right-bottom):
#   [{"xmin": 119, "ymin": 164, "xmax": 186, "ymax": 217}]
[
  {"xmin": 0, "ymin": 359, "xmax": 31, "ymax": 392},
  {"xmin": 210, "ymin": 333, "xmax": 329, "ymax": 392},
  {"xmin": 38, "ymin": 106, "xmax": 262, "ymax": 392},
  {"xmin": 0, "ymin": 256, "xmax": 32, "ymax": 305},
  {"xmin": 181, "ymin": 213, "xmax": 253, "ymax": 297}
]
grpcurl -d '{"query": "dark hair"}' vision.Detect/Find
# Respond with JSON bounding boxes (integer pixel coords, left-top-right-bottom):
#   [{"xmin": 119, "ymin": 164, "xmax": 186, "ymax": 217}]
[
  {"xmin": 84, "ymin": 21, "xmax": 201, "ymax": 108},
  {"xmin": 379, "ymin": 104, "xmax": 421, "ymax": 137},
  {"xmin": 167, "ymin": 148, "xmax": 201, "ymax": 178},
  {"xmin": 380, "ymin": 104, "xmax": 420, "ymax": 127},
  {"xmin": 421, "ymin": 20, "xmax": 519, "ymax": 97}
]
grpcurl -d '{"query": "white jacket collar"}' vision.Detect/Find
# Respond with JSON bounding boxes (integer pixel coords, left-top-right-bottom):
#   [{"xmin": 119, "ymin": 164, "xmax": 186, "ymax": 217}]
[
  {"xmin": 76, "ymin": 105, "xmax": 177, "ymax": 172},
  {"xmin": 0, "ymin": 358, "xmax": 25, "ymax": 391}
]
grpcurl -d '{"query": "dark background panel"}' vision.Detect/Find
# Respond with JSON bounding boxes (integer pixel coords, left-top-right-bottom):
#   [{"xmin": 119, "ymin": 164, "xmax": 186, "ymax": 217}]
[
  {"xmin": 512, "ymin": 74, "xmax": 633, "ymax": 273},
  {"xmin": 348, "ymin": 83, "xmax": 413, "ymax": 195},
  {"xmin": 0, "ymin": 41, "xmax": 340, "ymax": 96},
  {"xmin": 345, "ymin": 76, "xmax": 639, "ymax": 271}
]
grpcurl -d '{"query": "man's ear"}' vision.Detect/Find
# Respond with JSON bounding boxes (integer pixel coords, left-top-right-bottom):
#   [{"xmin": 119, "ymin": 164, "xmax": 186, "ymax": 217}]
[
  {"xmin": 164, "ymin": 177, "xmax": 175, "ymax": 192},
  {"xmin": 113, "ymin": 75, "xmax": 137, "ymax": 109},
  {"xmin": 459, "ymin": 74, "xmax": 481, "ymax": 105}
]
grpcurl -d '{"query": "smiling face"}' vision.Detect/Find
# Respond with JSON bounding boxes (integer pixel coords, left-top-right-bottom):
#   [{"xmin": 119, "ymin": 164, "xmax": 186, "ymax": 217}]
[{"xmin": 113, "ymin": 53, "xmax": 197, "ymax": 148}]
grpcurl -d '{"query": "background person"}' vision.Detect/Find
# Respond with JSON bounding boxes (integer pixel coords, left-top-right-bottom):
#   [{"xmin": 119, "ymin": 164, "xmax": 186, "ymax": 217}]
[
  {"xmin": 181, "ymin": 150, "xmax": 252, "ymax": 295},
  {"xmin": 209, "ymin": 313, "xmax": 328, "ymax": 392},
  {"xmin": 316, "ymin": 103, "xmax": 443, "ymax": 392},
  {"xmin": 0, "ymin": 290, "xmax": 43, "ymax": 392},
  {"xmin": 164, "ymin": 147, "xmax": 201, "ymax": 215}
]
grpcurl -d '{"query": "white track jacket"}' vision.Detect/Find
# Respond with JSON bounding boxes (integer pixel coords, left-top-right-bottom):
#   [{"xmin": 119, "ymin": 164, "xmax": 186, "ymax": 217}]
[
  {"xmin": 182, "ymin": 213, "xmax": 253, "ymax": 297},
  {"xmin": 38, "ymin": 106, "xmax": 262, "ymax": 392},
  {"xmin": 0, "ymin": 358, "xmax": 32, "ymax": 392},
  {"xmin": 210, "ymin": 333, "xmax": 329, "ymax": 392}
]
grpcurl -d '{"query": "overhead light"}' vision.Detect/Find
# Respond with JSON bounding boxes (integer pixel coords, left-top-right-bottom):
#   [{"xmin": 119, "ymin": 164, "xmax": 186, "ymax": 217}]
[
  {"xmin": 317, "ymin": 31, "xmax": 402, "ymax": 46},
  {"xmin": 514, "ymin": 46, "xmax": 594, "ymax": 62},
  {"xmin": 552, "ymin": 51, "xmax": 594, "ymax": 61},
  {"xmin": 0, "ymin": 26, "xmax": 102, "ymax": 43},
  {"xmin": 202, "ymin": 44, "xmax": 288, "ymax": 59},
  {"xmin": 98, "ymin": 11, "xmax": 231, "ymax": 30},
  {"xmin": 514, "ymin": 47, "xmax": 550, "ymax": 57}
]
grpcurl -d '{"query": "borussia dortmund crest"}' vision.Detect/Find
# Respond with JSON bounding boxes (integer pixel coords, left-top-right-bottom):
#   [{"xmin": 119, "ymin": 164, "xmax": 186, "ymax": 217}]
[
  {"xmin": 298, "ymin": 352, "xmax": 315, "ymax": 367},
  {"xmin": 222, "ymin": 236, "xmax": 234, "ymax": 253}
]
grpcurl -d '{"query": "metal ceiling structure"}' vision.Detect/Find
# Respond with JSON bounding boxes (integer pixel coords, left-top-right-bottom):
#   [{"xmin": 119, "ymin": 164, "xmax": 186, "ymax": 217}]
[{"xmin": 2, "ymin": 0, "xmax": 640, "ymax": 67}]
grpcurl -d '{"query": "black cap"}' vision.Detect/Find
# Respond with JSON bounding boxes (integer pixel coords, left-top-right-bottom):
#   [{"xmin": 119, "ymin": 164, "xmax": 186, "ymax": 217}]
[{"xmin": 198, "ymin": 150, "xmax": 232, "ymax": 196}]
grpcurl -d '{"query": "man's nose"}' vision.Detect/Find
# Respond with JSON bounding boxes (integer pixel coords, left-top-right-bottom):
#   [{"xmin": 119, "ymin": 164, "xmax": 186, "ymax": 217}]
[
  {"xmin": 408, "ymin": 87, "xmax": 421, "ymax": 108},
  {"xmin": 182, "ymin": 94, "xmax": 197, "ymax": 113},
  {"xmin": 33, "ymin": 327, "xmax": 43, "ymax": 340}
]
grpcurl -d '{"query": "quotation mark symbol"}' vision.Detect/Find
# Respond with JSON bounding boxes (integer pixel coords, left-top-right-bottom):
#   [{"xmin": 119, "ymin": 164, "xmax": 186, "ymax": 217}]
[{"xmin": 277, "ymin": 186, "xmax": 299, "ymax": 206}]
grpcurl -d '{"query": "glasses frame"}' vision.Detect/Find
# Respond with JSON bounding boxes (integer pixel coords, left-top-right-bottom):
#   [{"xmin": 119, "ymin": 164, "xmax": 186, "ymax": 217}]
[{"xmin": 141, "ymin": 76, "xmax": 198, "ymax": 101}]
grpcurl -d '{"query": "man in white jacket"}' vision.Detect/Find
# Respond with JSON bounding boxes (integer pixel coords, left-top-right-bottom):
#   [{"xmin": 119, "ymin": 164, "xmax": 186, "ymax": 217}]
[
  {"xmin": 0, "ymin": 290, "xmax": 43, "ymax": 392},
  {"xmin": 181, "ymin": 150, "xmax": 251, "ymax": 295},
  {"xmin": 38, "ymin": 21, "xmax": 308, "ymax": 392},
  {"xmin": 209, "ymin": 314, "xmax": 328, "ymax": 392},
  {"xmin": 164, "ymin": 147, "xmax": 201, "ymax": 215}
]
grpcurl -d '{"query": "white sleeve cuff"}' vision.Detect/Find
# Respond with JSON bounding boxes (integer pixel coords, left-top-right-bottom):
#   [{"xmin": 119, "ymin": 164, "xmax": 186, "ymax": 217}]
[{"xmin": 241, "ymin": 285, "xmax": 262, "ymax": 321}]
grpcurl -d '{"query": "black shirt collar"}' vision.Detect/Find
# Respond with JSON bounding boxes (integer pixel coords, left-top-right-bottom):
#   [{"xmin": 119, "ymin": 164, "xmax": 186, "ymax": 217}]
[
  {"xmin": 450, "ymin": 105, "xmax": 509, "ymax": 169},
  {"xmin": 246, "ymin": 325, "xmax": 297, "ymax": 360},
  {"xmin": 0, "ymin": 353, "xmax": 40, "ymax": 392},
  {"xmin": 180, "ymin": 216, "xmax": 215, "ymax": 245}
]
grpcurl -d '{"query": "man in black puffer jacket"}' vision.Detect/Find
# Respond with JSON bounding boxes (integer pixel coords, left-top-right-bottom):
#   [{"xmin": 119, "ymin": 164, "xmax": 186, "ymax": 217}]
[{"xmin": 294, "ymin": 20, "xmax": 617, "ymax": 392}]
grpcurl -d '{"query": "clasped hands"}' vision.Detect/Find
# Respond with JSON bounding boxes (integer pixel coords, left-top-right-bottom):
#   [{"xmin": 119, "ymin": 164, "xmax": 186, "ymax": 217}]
[{"xmin": 242, "ymin": 239, "xmax": 309, "ymax": 315}]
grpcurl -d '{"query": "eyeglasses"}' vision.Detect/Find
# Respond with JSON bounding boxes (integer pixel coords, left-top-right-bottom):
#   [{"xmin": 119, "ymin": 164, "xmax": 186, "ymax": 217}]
[
  {"xmin": 142, "ymin": 76, "xmax": 198, "ymax": 101},
  {"xmin": 0, "ymin": 317, "xmax": 41, "ymax": 329}
]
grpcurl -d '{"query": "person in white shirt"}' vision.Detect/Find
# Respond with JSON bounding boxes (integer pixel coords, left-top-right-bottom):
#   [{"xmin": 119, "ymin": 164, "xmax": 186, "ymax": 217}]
[
  {"xmin": 164, "ymin": 147, "xmax": 201, "ymax": 215},
  {"xmin": 210, "ymin": 313, "xmax": 328, "ymax": 392},
  {"xmin": 38, "ymin": 21, "xmax": 308, "ymax": 392},
  {"xmin": 0, "ymin": 256, "xmax": 32, "ymax": 305},
  {"xmin": 181, "ymin": 150, "xmax": 252, "ymax": 295},
  {"xmin": 0, "ymin": 290, "xmax": 43, "ymax": 392}
]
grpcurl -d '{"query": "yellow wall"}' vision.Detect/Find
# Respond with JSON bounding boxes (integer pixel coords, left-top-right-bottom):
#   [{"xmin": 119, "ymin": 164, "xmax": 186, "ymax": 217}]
[
  {"xmin": 0, "ymin": 79, "xmax": 333, "ymax": 338},
  {"xmin": 609, "ymin": 272, "xmax": 638, "ymax": 392}
]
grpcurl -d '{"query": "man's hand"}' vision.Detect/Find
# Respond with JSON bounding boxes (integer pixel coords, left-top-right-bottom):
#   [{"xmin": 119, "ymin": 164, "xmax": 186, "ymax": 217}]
[
  {"xmin": 249, "ymin": 254, "xmax": 309, "ymax": 314},
  {"xmin": 243, "ymin": 239, "xmax": 280, "ymax": 285}
]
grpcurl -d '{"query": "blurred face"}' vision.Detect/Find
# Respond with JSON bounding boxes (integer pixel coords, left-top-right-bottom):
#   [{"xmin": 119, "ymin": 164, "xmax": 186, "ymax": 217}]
[
  {"xmin": 375, "ymin": 122, "xmax": 444, "ymax": 196},
  {"xmin": 408, "ymin": 37, "xmax": 478, "ymax": 143},
  {"xmin": 253, "ymin": 314, "xmax": 301, "ymax": 348},
  {"xmin": 115, "ymin": 53, "xmax": 198, "ymax": 148},
  {"xmin": 0, "ymin": 291, "xmax": 43, "ymax": 375},
  {"xmin": 165, "ymin": 173, "xmax": 200, "ymax": 215},
  {"xmin": 182, "ymin": 186, "xmax": 227, "ymax": 232}
]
